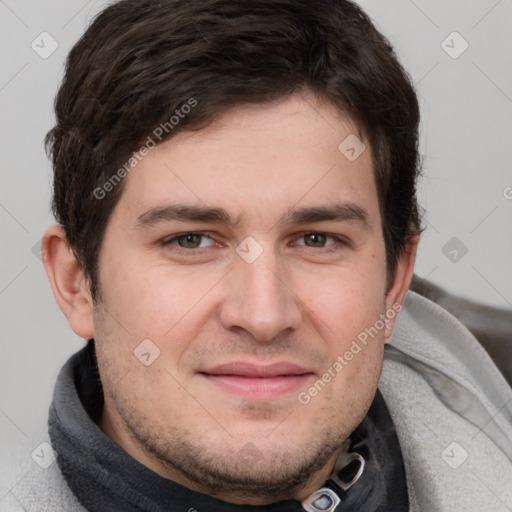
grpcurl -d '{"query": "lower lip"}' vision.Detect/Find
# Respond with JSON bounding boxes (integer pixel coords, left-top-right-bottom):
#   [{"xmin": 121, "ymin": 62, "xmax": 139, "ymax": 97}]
[{"xmin": 201, "ymin": 374, "xmax": 314, "ymax": 399}]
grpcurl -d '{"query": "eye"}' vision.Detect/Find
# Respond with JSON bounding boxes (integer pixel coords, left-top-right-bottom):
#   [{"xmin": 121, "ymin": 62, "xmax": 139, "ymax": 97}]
[
  {"xmin": 163, "ymin": 232, "xmax": 215, "ymax": 250},
  {"xmin": 295, "ymin": 232, "xmax": 343, "ymax": 249}
]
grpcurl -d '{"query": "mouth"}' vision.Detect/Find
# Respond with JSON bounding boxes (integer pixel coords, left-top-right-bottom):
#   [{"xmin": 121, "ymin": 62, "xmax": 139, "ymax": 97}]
[{"xmin": 198, "ymin": 362, "xmax": 315, "ymax": 399}]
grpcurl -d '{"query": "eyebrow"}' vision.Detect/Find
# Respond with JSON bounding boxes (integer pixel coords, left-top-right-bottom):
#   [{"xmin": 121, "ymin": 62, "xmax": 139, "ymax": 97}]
[
  {"xmin": 284, "ymin": 203, "xmax": 369, "ymax": 227},
  {"xmin": 135, "ymin": 203, "xmax": 370, "ymax": 229}
]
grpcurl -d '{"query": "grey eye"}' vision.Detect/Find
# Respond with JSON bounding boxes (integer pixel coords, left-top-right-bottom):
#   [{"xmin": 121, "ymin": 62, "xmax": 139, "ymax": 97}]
[{"xmin": 302, "ymin": 233, "xmax": 329, "ymax": 247}]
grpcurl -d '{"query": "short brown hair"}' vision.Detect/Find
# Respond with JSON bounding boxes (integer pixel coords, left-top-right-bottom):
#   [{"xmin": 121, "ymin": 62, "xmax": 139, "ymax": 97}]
[{"xmin": 46, "ymin": 0, "xmax": 422, "ymax": 301}]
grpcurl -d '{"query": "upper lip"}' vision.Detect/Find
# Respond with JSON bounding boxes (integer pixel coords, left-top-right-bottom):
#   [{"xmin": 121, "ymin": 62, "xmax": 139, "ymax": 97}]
[{"xmin": 200, "ymin": 362, "xmax": 313, "ymax": 378}]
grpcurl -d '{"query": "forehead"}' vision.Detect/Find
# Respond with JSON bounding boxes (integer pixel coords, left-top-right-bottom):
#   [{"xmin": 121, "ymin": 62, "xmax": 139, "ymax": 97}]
[{"xmin": 113, "ymin": 93, "xmax": 378, "ymax": 228}]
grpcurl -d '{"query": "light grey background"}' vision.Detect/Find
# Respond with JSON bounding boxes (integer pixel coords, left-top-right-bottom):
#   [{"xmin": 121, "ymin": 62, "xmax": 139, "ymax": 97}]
[{"xmin": 1, "ymin": 0, "xmax": 511, "ymax": 502}]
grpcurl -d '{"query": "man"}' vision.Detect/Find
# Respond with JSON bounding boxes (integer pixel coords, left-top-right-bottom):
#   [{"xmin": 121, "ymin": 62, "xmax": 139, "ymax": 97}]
[{"xmin": 12, "ymin": 0, "xmax": 512, "ymax": 510}]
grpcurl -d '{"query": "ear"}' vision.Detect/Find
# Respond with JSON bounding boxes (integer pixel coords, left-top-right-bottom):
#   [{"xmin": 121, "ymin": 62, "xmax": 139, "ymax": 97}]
[
  {"xmin": 383, "ymin": 234, "xmax": 419, "ymax": 341},
  {"xmin": 42, "ymin": 224, "xmax": 95, "ymax": 339}
]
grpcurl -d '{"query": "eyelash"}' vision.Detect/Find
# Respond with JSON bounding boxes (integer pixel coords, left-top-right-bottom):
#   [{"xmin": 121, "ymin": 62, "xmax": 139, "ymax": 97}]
[{"xmin": 160, "ymin": 231, "xmax": 348, "ymax": 255}]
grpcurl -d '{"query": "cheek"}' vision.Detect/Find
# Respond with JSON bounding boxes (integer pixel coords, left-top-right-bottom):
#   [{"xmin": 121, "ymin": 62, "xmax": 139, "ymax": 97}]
[
  {"xmin": 96, "ymin": 260, "xmax": 230, "ymax": 378},
  {"xmin": 299, "ymin": 261, "xmax": 387, "ymax": 340},
  {"xmin": 98, "ymin": 255, "xmax": 196, "ymax": 336}
]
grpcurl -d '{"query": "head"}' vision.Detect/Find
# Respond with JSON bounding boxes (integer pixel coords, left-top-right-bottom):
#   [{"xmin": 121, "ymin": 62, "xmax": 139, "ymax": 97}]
[{"xmin": 43, "ymin": 0, "xmax": 421, "ymax": 505}]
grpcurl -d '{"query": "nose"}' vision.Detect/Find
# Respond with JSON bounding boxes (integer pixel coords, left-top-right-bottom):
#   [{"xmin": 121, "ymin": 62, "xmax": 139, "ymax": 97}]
[{"xmin": 219, "ymin": 245, "xmax": 303, "ymax": 343}]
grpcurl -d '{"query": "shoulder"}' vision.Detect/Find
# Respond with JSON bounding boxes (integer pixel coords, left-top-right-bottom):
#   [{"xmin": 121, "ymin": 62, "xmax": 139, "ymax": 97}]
[
  {"xmin": 381, "ymin": 291, "xmax": 512, "ymax": 511},
  {"xmin": 3, "ymin": 452, "xmax": 86, "ymax": 512}
]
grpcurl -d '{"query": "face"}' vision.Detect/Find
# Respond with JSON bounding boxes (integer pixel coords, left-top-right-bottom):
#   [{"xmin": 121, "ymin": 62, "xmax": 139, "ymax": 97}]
[{"xmin": 88, "ymin": 92, "xmax": 409, "ymax": 504}]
